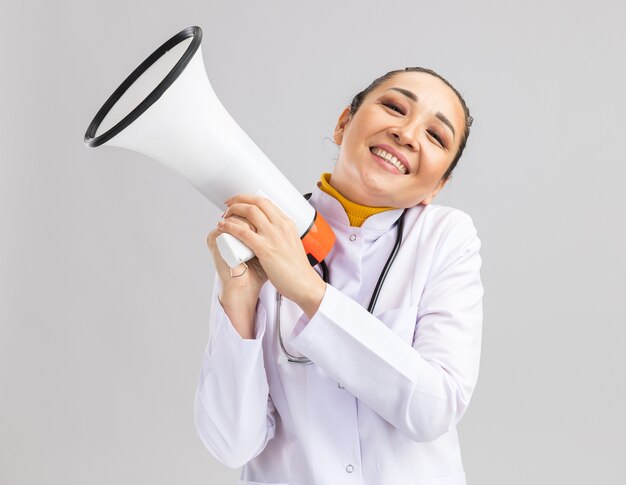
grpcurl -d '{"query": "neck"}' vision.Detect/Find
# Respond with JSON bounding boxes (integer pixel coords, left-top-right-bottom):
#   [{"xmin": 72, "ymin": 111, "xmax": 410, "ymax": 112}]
[{"xmin": 318, "ymin": 173, "xmax": 394, "ymax": 227}]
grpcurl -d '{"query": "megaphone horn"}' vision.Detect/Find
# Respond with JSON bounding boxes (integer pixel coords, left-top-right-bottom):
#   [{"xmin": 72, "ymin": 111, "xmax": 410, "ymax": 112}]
[{"xmin": 84, "ymin": 26, "xmax": 335, "ymax": 268}]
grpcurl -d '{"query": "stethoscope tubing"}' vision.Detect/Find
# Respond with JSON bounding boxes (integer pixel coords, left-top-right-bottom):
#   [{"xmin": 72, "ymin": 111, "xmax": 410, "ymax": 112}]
[{"xmin": 278, "ymin": 210, "xmax": 406, "ymax": 364}]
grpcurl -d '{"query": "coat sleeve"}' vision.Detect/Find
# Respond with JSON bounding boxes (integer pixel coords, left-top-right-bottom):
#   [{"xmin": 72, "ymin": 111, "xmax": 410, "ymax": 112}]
[
  {"xmin": 289, "ymin": 212, "xmax": 483, "ymax": 443},
  {"xmin": 194, "ymin": 278, "xmax": 276, "ymax": 468}
]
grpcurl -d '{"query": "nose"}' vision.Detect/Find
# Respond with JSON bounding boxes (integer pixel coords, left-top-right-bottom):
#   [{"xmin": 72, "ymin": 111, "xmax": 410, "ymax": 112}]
[{"xmin": 390, "ymin": 122, "xmax": 418, "ymax": 151}]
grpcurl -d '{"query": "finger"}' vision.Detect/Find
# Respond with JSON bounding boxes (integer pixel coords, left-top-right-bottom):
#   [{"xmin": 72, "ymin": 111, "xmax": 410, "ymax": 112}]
[
  {"xmin": 223, "ymin": 202, "xmax": 271, "ymax": 233},
  {"xmin": 207, "ymin": 227, "xmax": 224, "ymax": 247},
  {"xmin": 224, "ymin": 214, "xmax": 258, "ymax": 233},
  {"xmin": 225, "ymin": 195, "xmax": 287, "ymax": 225},
  {"xmin": 217, "ymin": 217, "xmax": 262, "ymax": 252}
]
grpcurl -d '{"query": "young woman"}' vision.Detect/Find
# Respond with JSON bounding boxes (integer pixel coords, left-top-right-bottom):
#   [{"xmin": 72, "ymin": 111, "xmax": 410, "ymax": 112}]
[{"xmin": 195, "ymin": 67, "xmax": 483, "ymax": 485}]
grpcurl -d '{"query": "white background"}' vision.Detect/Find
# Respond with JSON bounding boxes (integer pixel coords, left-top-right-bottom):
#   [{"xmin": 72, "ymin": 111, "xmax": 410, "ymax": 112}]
[{"xmin": 1, "ymin": 1, "xmax": 625, "ymax": 483}]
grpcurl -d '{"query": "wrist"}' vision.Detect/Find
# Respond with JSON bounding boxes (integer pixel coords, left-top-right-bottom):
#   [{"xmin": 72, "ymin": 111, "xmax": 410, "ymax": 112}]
[
  {"xmin": 219, "ymin": 295, "xmax": 257, "ymax": 315},
  {"xmin": 293, "ymin": 271, "xmax": 327, "ymax": 319},
  {"xmin": 218, "ymin": 290, "xmax": 259, "ymax": 340},
  {"xmin": 220, "ymin": 280, "xmax": 261, "ymax": 305}
]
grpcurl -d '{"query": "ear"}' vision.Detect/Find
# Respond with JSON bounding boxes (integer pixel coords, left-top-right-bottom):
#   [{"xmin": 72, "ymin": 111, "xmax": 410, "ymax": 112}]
[
  {"xmin": 333, "ymin": 107, "xmax": 352, "ymax": 145},
  {"xmin": 422, "ymin": 176, "xmax": 449, "ymax": 205}
]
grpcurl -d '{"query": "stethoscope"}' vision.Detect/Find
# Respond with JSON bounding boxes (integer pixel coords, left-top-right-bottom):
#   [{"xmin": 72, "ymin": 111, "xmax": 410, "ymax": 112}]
[{"xmin": 277, "ymin": 205, "xmax": 407, "ymax": 364}]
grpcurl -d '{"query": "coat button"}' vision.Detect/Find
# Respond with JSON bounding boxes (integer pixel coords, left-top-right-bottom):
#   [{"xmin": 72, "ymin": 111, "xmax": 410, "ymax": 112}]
[
  {"xmin": 349, "ymin": 234, "xmax": 357, "ymax": 241},
  {"xmin": 345, "ymin": 464, "xmax": 354, "ymax": 473}
]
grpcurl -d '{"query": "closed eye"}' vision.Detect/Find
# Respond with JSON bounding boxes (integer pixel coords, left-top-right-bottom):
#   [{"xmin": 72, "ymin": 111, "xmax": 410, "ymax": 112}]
[
  {"xmin": 382, "ymin": 101, "xmax": 405, "ymax": 115},
  {"xmin": 427, "ymin": 130, "xmax": 446, "ymax": 148}
]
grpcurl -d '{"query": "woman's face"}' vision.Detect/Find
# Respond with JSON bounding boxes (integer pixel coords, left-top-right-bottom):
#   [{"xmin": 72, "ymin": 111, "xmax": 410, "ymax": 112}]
[{"xmin": 331, "ymin": 71, "xmax": 466, "ymax": 208}]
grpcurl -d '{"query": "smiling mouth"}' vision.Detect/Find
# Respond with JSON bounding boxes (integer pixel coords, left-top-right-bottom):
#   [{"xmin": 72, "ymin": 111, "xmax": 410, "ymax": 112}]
[{"xmin": 370, "ymin": 147, "xmax": 408, "ymax": 174}]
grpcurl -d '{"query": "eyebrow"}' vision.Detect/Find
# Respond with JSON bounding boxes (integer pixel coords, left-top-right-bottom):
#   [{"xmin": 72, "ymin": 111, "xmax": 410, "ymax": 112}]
[
  {"xmin": 390, "ymin": 87, "xmax": 418, "ymax": 102},
  {"xmin": 388, "ymin": 87, "xmax": 456, "ymax": 140}
]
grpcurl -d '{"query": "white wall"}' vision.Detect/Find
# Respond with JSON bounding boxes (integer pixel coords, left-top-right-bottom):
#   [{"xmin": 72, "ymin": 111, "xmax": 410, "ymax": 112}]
[{"xmin": 1, "ymin": 1, "xmax": 625, "ymax": 483}]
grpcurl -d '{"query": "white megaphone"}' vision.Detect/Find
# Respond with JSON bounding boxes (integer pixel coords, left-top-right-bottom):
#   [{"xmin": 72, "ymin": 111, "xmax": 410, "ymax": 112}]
[{"xmin": 84, "ymin": 26, "xmax": 335, "ymax": 268}]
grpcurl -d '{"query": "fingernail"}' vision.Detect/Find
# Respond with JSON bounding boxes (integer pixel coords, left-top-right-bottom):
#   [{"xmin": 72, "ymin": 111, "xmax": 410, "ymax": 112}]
[{"xmin": 217, "ymin": 220, "xmax": 225, "ymax": 228}]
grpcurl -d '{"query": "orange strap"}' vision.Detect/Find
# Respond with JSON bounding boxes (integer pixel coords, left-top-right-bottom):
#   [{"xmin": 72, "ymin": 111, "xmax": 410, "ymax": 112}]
[{"xmin": 301, "ymin": 211, "xmax": 335, "ymax": 266}]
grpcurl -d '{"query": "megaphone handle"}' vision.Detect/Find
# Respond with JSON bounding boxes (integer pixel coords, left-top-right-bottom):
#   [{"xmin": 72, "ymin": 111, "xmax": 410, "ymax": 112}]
[{"xmin": 215, "ymin": 233, "xmax": 256, "ymax": 268}]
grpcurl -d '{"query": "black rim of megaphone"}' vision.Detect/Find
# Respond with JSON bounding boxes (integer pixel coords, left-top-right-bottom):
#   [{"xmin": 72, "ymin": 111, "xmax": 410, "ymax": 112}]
[{"xmin": 84, "ymin": 26, "xmax": 203, "ymax": 147}]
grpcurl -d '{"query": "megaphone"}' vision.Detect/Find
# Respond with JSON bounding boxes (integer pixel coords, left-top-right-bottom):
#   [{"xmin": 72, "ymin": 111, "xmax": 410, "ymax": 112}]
[{"xmin": 84, "ymin": 26, "xmax": 335, "ymax": 268}]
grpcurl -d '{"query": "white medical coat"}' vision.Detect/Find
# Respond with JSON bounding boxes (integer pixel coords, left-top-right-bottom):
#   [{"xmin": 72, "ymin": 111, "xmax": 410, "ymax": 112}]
[{"xmin": 195, "ymin": 185, "xmax": 483, "ymax": 485}]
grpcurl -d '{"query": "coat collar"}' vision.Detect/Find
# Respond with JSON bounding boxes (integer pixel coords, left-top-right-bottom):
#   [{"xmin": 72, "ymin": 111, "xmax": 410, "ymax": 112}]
[{"xmin": 309, "ymin": 183, "xmax": 411, "ymax": 236}]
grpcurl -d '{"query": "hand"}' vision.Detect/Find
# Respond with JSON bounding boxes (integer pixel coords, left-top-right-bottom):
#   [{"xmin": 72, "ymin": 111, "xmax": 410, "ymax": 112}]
[
  {"xmin": 207, "ymin": 217, "xmax": 267, "ymax": 339},
  {"xmin": 217, "ymin": 194, "xmax": 326, "ymax": 318}
]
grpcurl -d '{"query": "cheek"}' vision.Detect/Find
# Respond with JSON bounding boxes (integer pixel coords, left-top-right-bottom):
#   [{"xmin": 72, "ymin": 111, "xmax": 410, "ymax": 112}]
[
  {"xmin": 336, "ymin": 143, "xmax": 360, "ymax": 174},
  {"xmin": 339, "ymin": 129, "xmax": 364, "ymax": 160},
  {"xmin": 419, "ymin": 150, "xmax": 453, "ymax": 178}
]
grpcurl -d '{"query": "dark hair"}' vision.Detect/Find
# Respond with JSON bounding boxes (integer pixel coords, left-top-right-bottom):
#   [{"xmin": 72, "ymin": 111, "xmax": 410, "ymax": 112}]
[{"xmin": 348, "ymin": 67, "xmax": 473, "ymax": 180}]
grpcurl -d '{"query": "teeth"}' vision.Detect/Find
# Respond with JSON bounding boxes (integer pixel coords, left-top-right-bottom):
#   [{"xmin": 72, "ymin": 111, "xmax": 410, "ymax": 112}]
[{"xmin": 371, "ymin": 147, "xmax": 407, "ymax": 174}]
